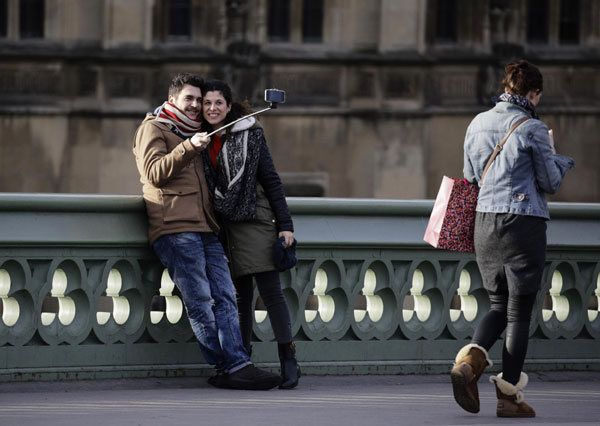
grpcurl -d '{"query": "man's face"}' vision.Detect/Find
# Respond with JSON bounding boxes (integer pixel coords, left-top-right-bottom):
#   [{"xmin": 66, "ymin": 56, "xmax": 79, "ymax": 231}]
[{"xmin": 169, "ymin": 84, "xmax": 202, "ymax": 120}]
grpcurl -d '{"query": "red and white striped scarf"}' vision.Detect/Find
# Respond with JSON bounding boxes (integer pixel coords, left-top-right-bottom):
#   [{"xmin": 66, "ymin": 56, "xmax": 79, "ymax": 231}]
[{"xmin": 155, "ymin": 101, "xmax": 202, "ymax": 138}]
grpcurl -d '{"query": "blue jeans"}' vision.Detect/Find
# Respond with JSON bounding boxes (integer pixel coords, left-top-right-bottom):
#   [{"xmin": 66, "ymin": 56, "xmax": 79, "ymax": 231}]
[{"xmin": 153, "ymin": 232, "xmax": 251, "ymax": 373}]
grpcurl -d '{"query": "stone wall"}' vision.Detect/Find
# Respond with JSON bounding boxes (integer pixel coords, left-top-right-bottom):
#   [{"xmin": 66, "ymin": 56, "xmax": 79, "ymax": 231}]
[{"xmin": 0, "ymin": 0, "xmax": 598, "ymax": 201}]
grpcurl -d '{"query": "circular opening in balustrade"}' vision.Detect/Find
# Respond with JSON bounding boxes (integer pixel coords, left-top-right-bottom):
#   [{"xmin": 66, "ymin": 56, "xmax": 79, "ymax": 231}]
[
  {"xmin": 304, "ymin": 267, "xmax": 336, "ymax": 323},
  {"xmin": 588, "ymin": 272, "xmax": 600, "ymax": 323},
  {"xmin": 150, "ymin": 269, "xmax": 183, "ymax": 325},
  {"xmin": 542, "ymin": 270, "xmax": 570, "ymax": 323},
  {"xmin": 41, "ymin": 268, "xmax": 76, "ymax": 326},
  {"xmin": 402, "ymin": 269, "xmax": 431, "ymax": 323},
  {"xmin": 354, "ymin": 269, "xmax": 383, "ymax": 323},
  {"xmin": 539, "ymin": 263, "xmax": 584, "ymax": 339},
  {"xmin": 0, "ymin": 268, "xmax": 20, "ymax": 327},
  {"xmin": 96, "ymin": 269, "xmax": 131, "ymax": 326},
  {"xmin": 450, "ymin": 269, "xmax": 478, "ymax": 323},
  {"xmin": 254, "ymin": 296, "xmax": 267, "ymax": 323}
]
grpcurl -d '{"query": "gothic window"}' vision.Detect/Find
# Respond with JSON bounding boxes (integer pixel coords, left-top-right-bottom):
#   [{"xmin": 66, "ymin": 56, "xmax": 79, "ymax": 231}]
[
  {"xmin": 0, "ymin": 0, "xmax": 7, "ymax": 38},
  {"xmin": 527, "ymin": 0, "xmax": 549, "ymax": 43},
  {"xmin": 167, "ymin": 0, "xmax": 191, "ymax": 40},
  {"xmin": 434, "ymin": 0, "xmax": 457, "ymax": 43},
  {"xmin": 268, "ymin": 0, "xmax": 290, "ymax": 42},
  {"xmin": 302, "ymin": 0, "xmax": 323, "ymax": 43},
  {"xmin": 559, "ymin": 0, "xmax": 580, "ymax": 44},
  {"xmin": 20, "ymin": 0, "xmax": 44, "ymax": 39},
  {"xmin": 268, "ymin": 0, "xmax": 323, "ymax": 43}
]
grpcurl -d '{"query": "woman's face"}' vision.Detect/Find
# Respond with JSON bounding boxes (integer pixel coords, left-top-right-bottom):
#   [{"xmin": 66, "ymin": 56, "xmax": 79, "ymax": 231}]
[
  {"xmin": 202, "ymin": 90, "xmax": 231, "ymax": 129},
  {"xmin": 526, "ymin": 89, "xmax": 543, "ymax": 106}
]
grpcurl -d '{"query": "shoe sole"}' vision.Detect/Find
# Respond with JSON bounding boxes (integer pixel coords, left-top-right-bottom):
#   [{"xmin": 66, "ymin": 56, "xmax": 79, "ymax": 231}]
[
  {"xmin": 279, "ymin": 367, "xmax": 301, "ymax": 390},
  {"xmin": 279, "ymin": 380, "xmax": 298, "ymax": 389},
  {"xmin": 227, "ymin": 374, "xmax": 282, "ymax": 391},
  {"xmin": 228, "ymin": 379, "xmax": 281, "ymax": 391},
  {"xmin": 208, "ymin": 377, "xmax": 233, "ymax": 389},
  {"xmin": 497, "ymin": 412, "xmax": 536, "ymax": 418},
  {"xmin": 450, "ymin": 370, "xmax": 479, "ymax": 413}
]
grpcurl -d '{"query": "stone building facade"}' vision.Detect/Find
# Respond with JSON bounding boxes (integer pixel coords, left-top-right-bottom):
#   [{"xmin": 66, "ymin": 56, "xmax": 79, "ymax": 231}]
[{"xmin": 0, "ymin": 0, "xmax": 599, "ymax": 201}]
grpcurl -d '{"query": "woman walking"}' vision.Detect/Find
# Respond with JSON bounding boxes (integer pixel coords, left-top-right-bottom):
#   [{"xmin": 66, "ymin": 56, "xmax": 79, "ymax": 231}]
[
  {"xmin": 450, "ymin": 60, "xmax": 574, "ymax": 417},
  {"xmin": 200, "ymin": 79, "xmax": 300, "ymax": 389}
]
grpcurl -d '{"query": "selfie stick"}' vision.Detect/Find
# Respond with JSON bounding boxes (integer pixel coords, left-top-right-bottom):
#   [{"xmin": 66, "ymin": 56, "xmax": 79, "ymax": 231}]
[
  {"xmin": 205, "ymin": 97, "xmax": 282, "ymax": 138},
  {"xmin": 206, "ymin": 106, "xmax": 273, "ymax": 138}
]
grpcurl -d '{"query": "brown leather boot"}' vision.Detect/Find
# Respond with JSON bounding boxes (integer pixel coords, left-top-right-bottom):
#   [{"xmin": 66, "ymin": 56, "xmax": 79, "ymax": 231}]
[
  {"xmin": 450, "ymin": 343, "xmax": 492, "ymax": 413},
  {"xmin": 490, "ymin": 372, "xmax": 536, "ymax": 418}
]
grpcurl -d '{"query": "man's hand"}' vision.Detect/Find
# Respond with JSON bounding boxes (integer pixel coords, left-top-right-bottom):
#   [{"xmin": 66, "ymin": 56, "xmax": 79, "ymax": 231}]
[
  {"xmin": 279, "ymin": 231, "xmax": 295, "ymax": 248},
  {"xmin": 191, "ymin": 132, "xmax": 210, "ymax": 150}
]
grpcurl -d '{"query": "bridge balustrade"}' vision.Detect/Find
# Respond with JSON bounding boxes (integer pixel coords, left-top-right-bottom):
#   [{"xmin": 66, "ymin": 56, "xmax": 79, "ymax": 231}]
[{"xmin": 0, "ymin": 194, "xmax": 599, "ymax": 381}]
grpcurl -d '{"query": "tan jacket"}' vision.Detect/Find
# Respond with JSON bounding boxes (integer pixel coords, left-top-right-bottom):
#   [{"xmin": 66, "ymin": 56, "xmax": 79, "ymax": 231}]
[{"xmin": 132, "ymin": 115, "xmax": 219, "ymax": 245}]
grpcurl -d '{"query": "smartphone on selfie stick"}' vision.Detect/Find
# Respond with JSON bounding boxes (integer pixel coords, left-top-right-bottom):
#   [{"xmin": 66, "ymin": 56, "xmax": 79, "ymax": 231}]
[{"xmin": 206, "ymin": 89, "xmax": 285, "ymax": 137}]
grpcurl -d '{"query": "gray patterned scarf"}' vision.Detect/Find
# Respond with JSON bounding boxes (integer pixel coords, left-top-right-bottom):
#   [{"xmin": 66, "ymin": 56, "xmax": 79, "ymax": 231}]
[
  {"xmin": 495, "ymin": 93, "xmax": 539, "ymax": 119},
  {"xmin": 203, "ymin": 117, "xmax": 262, "ymax": 222}
]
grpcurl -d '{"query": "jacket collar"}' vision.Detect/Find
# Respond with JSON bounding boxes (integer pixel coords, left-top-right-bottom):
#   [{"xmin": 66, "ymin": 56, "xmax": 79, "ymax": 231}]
[
  {"xmin": 493, "ymin": 101, "xmax": 534, "ymax": 118},
  {"xmin": 230, "ymin": 116, "xmax": 261, "ymax": 133}
]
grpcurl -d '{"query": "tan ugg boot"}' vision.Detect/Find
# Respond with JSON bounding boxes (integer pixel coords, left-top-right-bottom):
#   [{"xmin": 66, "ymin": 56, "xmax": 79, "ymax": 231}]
[
  {"xmin": 490, "ymin": 372, "xmax": 536, "ymax": 418},
  {"xmin": 450, "ymin": 343, "xmax": 492, "ymax": 413}
]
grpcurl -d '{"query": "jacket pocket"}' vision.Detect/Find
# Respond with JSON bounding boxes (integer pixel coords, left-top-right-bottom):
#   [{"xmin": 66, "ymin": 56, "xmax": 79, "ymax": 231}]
[
  {"xmin": 160, "ymin": 187, "xmax": 201, "ymax": 223},
  {"xmin": 511, "ymin": 192, "xmax": 530, "ymax": 202},
  {"xmin": 254, "ymin": 183, "xmax": 276, "ymax": 223},
  {"xmin": 255, "ymin": 204, "xmax": 276, "ymax": 223}
]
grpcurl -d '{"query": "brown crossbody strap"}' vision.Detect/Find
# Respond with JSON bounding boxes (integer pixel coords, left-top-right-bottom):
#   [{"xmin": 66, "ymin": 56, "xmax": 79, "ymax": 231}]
[{"xmin": 480, "ymin": 117, "xmax": 530, "ymax": 183}]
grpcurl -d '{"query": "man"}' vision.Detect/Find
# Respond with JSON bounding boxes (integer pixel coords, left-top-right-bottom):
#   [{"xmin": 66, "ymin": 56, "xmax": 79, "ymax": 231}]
[{"xmin": 133, "ymin": 72, "xmax": 281, "ymax": 390}]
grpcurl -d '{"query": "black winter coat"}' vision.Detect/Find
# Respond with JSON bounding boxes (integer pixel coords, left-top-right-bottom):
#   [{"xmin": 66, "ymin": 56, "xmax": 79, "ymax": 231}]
[{"xmin": 204, "ymin": 118, "xmax": 293, "ymax": 279}]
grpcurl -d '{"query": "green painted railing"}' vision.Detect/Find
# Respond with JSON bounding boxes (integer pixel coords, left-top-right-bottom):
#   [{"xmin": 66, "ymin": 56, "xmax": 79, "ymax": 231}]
[{"xmin": 0, "ymin": 194, "xmax": 599, "ymax": 381}]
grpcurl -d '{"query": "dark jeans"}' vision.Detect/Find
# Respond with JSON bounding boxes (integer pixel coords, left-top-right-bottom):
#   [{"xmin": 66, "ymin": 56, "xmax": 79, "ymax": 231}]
[
  {"xmin": 472, "ymin": 212, "xmax": 546, "ymax": 385},
  {"xmin": 153, "ymin": 232, "xmax": 251, "ymax": 373},
  {"xmin": 235, "ymin": 270, "xmax": 293, "ymax": 351}
]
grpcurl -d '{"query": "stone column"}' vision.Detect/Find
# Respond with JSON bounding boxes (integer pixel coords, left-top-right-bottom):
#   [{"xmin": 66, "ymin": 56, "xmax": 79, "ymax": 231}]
[
  {"xmin": 379, "ymin": 0, "xmax": 426, "ymax": 53},
  {"xmin": 44, "ymin": 0, "xmax": 103, "ymax": 45},
  {"xmin": 325, "ymin": 0, "xmax": 379, "ymax": 50},
  {"xmin": 581, "ymin": 0, "xmax": 600, "ymax": 46},
  {"xmin": 103, "ymin": 0, "xmax": 148, "ymax": 49}
]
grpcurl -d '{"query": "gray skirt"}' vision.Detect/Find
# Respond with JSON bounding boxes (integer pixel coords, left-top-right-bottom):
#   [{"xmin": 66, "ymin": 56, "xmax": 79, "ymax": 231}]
[{"xmin": 474, "ymin": 212, "xmax": 547, "ymax": 296}]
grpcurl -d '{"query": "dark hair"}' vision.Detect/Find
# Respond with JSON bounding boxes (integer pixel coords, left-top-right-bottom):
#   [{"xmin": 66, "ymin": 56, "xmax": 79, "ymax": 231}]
[
  {"xmin": 168, "ymin": 73, "xmax": 204, "ymax": 98},
  {"xmin": 202, "ymin": 79, "xmax": 233, "ymax": 105},
  {"xmin": 200, "ymin": 79, "xmax": 253, "ymax": 132},
  {"xmin": 501, "ymin": 60, "xmax": 543, "ymax": 96}
]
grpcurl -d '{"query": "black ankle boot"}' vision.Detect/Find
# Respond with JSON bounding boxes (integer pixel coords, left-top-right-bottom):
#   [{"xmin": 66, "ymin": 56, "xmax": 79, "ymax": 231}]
[{"xmin": 278, "ymin": 342, "xmax": 300, "ymax": 389}]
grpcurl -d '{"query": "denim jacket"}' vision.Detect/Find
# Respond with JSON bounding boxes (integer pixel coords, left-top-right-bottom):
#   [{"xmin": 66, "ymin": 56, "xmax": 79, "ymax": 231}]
[{"xmin": 464, "ymin": 102, "xmax": 574, "ymax": 219}]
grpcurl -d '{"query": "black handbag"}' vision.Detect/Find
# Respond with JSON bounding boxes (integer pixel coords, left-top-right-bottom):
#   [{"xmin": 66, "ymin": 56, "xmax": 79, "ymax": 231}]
[{"xmin": 272, "ymin": 237, "xmax": 297, "ymax": 271}]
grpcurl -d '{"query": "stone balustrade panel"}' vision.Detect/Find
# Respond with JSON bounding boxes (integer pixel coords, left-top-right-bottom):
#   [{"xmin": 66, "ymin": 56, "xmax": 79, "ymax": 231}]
[{"xmin": 0, "ymin": 194, "xmax": 599, "ymax": 380}]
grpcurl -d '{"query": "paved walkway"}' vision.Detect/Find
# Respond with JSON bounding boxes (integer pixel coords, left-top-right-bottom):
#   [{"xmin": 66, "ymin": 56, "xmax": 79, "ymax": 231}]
[{"xmin": 1, "ymin": 371, "xmax": 599, "ymax": 426}]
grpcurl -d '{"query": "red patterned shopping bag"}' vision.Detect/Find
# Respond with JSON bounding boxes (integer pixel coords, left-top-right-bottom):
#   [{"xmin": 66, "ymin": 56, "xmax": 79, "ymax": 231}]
[
  {"xmin": 423, "ymin": 176, "xmax": 478, "ymax": 253},
  {"xmin": 424, "ymin": 119, "xmax": 529, "ymax": 252}
]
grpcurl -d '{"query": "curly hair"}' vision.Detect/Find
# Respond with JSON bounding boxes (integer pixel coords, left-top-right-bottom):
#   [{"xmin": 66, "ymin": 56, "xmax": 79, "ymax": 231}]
[{"xmin": 501, "ymin": 60, "xmax": 543, "ymax": 96}]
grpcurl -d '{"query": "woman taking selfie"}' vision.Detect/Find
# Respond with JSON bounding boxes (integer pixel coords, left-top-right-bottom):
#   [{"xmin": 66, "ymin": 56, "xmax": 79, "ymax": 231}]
[
  {"xmin": 450, "ymin": 60, "xmax": 574, "ymax": 417},
  {"xmin": 200, "ymin": 79, "xmax": 299, "ymax": 389}
]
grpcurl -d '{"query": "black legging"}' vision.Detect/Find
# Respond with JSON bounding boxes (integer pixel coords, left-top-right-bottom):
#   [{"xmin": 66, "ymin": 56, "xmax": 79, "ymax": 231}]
[
  {"xmin": 472, "ymin": 292, "xmax": 537, "ymax": 385},
  {"xmin": 234, "ymin": 270, "xmax": 293, "ymax": 351}
]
